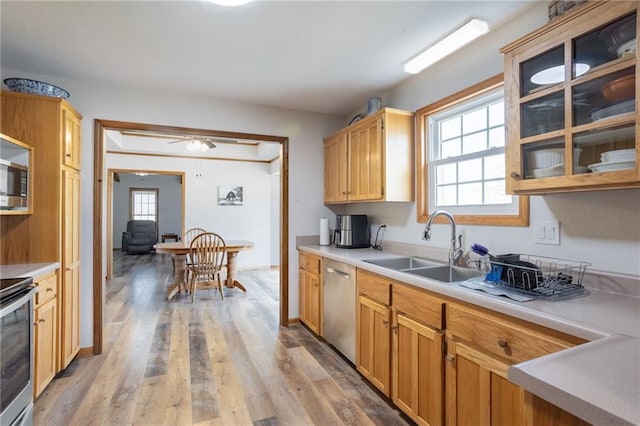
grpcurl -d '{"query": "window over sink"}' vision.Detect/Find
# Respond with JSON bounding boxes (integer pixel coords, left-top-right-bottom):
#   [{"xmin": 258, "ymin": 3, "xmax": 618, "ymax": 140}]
[{"xmin": 416, "ymin": 74, "xmax": 529, "ymax": 226}]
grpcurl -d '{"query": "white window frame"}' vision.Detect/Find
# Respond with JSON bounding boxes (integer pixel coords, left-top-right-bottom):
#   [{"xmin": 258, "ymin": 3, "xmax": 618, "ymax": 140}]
[
  {"xmin": 130, "ymin": 188, "xmax": 158, "ymax": 222},
  {"xmin": 416, "ymin": 74, "xmax": 528, "ymax": 226}
]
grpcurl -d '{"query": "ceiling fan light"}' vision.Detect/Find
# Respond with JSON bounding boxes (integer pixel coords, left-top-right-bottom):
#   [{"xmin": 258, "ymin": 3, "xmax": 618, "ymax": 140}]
[{"xmin": 187, "ymin": 140, "xmax": 210, "ymax": 152}]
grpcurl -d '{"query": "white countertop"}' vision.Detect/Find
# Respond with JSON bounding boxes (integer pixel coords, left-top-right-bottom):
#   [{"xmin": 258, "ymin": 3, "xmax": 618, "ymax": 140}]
[
  {"xmin": 298, "ymin": 244, "xmax": 640, "ymax": 425},
  {"xmin": 0, "ymin": 262, "xmax": 60, "ymax": 279}
]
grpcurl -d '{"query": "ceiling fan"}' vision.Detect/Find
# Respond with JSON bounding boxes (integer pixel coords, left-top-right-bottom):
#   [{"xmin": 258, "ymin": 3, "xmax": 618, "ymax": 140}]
[{"xmin": 167, "ymin": 137, "xmax": 219, "ymax": 152}]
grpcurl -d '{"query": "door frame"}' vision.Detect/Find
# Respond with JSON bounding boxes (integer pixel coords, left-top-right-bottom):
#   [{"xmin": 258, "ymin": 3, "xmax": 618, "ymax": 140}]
[{"xmin": 93, "ymin": 119, "xmax": 289, "ymax": 354}]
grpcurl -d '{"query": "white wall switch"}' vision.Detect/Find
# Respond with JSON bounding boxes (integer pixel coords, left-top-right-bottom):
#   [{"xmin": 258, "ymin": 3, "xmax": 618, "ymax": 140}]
[{"xmin": 534, "ymin": 220, "xmax": 560, "ymax": 245}]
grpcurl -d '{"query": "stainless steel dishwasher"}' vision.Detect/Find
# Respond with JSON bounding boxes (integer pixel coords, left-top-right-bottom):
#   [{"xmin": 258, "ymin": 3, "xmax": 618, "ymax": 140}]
[{"xmin": 323, "ymin": 259, "xmax": 356, "ymax": 363}]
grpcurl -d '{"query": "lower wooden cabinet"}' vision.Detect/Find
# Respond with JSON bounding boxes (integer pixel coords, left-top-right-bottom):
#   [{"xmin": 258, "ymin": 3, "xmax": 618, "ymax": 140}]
[
  {"xmin": 33, "ymin": 271, "xmax": 58, "ymax": 398},
  {"xmin": 393, "ymin": 313, "xmax": 444, "ymax": 426},
  {"xmin": 298, "ymin": 252, "xmax": 322, "ymax": 335},
  {"xmin": 356, "ymin": 295, "xmax": 391, "ymax": 396}
]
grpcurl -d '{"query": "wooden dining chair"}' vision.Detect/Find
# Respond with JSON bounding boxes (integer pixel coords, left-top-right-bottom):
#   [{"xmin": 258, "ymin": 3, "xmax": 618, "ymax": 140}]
[
  {"xmin": 187, "ymin": 232, "xmax": 226, "ymax": 302},
  {"xmin": 182, "ymin": 227, "xmax": 207, "ymax": 283}
]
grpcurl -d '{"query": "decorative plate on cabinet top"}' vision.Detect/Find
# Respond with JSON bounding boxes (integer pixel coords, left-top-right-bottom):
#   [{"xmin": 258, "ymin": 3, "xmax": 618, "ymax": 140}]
[
  {"xmin": 3, "ymin": 78, "xmax": 70, "ymax": 99},
  {"xmin": 348, "ymin": 114, "xmax": 363, "ymax": 126}
]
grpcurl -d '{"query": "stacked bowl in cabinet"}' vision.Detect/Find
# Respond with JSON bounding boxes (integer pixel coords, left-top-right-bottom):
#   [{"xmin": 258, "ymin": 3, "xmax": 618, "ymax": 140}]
[{"xmin": 588, "ymin": 149, "xmax": 636, "ymax": 173}]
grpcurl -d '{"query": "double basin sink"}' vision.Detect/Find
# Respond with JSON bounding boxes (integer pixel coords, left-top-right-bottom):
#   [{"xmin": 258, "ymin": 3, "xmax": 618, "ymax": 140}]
[{"xmin": 363, "ymin": 256, "xmax": 483, "ymax": 284}]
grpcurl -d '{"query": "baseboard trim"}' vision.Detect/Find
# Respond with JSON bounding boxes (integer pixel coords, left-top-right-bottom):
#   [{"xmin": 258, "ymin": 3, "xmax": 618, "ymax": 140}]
[
  {"xmin": 287, "ymin": 318, "xmax": 300, "ymax": 326},
  {"xmin": 77, "ymin": 346, "xmax": 94, "ymax": 357}
]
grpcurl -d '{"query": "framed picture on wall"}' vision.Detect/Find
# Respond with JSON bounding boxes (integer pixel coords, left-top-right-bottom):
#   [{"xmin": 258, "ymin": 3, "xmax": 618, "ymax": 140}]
[{"xmin": 218, "ymin": 185, "xmax": 243, "ymax": 206}]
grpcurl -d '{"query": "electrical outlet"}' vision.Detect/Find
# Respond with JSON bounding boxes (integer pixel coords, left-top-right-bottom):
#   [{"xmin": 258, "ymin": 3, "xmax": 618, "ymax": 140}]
[{"xmin": 534, "ymin": 220, "xmax": 560, "ymax": 245}]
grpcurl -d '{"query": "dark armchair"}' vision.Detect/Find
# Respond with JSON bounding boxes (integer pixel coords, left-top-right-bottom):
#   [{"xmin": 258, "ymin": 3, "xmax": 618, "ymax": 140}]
[{"xmin": 121, "ymin": 220, "xmax": 158, "ymax": 254}]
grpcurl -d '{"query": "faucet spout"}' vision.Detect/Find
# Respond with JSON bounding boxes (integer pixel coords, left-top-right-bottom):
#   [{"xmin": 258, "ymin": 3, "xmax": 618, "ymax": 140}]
[{"xmin": 422, "ymin": 210, "xmax": 463, "ymax": 266}]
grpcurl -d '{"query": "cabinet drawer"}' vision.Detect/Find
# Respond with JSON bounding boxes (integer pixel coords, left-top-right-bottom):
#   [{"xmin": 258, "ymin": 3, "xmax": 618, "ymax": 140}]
[
  {"xmin": 357, "ymin": 269, "xmax": 391, "ymax": 305},
  {"xmin": 35, "ymin": 272, "xmax": 57, "ymax": 306},
  {"xmin": 299, "ymin": 252, "xmax": 321, "ymax": 275},
  {"xmin": 446, "ymin": 303, "xmax": 581, "ymax": 364},
  {"xmin": 393, "ymin": 284, "xmax": 444, "ymax": 330}
]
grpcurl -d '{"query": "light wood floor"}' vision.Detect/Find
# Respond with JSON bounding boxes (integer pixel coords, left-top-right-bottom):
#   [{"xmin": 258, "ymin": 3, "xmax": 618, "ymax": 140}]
[{"xmin": 34, "ymin": 252, "xmax": 412, "ymax": 426}]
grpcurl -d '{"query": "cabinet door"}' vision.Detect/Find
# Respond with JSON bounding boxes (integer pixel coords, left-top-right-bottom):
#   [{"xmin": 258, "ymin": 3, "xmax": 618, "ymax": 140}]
[
  {"xmin": 446, "ymin": 338, "xmax": 524, "ymax": 426},
  {"xmin": 62, "ymin": 106, "xmax": 81, "ymax": 170},
  {"xmin": 298, "ymin": 269, "xmax": 321, "ymax": 335},
  {"xmin": 34, "ymin": 298, "xmax": 57, "ymax": 398},
  {"xmin": 348, "ymin": 118, "xmax": 384, "ymax": 201},
  {"xmin": 324, "ymin": 132, "xmax": 349, "ymax": 203},
  {"xmin": 356, "ymin": 295, "xmax": 391, "ymax": 395},
  {"xmin": 393, "ymin": 313, "xmax": 444, "ymax": 426},
  {"xmin": 61, "ymin": 169, "xmax": 81, "ymax": 368}
]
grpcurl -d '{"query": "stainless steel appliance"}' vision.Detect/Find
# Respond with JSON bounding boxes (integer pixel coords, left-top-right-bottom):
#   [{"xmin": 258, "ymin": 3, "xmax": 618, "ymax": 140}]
[
  {"xmin": 334, "ymin": 214, "xmax": 369, "ymax": 249},
  {"xmin": 0, "ymin": 277, "xmax": 37, "ymax": 426},
  {"xmin": 0, "ymin": 159, "xmax": 29, "ymax": 210},
  {"xmin": 323, "ymin": 259, "xmax": 356, "ymax": 363}
]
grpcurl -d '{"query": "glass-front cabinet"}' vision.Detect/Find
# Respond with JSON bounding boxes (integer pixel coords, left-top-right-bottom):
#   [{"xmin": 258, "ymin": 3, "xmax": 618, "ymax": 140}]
[{"xmin": 502, "ymin": 1, "xmax": 638, "ymax": 194}]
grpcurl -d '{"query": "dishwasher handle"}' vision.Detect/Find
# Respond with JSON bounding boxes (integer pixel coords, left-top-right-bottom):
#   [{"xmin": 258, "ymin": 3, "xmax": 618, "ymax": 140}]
[{"xmin": 326, "ymin": 266, "xmax": 352, "ymax": 280}]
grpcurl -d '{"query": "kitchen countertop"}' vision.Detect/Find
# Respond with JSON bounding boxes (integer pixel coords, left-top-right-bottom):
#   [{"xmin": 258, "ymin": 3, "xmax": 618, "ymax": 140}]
[
  {"xmin": 0, "ymin": 262, "xmax": 60, "ymax": 279},
  {"xmin": 298, "ymin": 244, "xmax": 640, "ymax": 425}
]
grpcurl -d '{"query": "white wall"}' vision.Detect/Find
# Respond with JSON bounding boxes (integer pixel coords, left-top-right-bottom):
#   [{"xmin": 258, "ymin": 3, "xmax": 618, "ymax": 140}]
[
  {"xmin": 346, "ymin": 2, "xmax": 640, "ymax": 277},
  {"xmin": 113, "ymin": 173, "xmax": 182, "ymax": 248}
]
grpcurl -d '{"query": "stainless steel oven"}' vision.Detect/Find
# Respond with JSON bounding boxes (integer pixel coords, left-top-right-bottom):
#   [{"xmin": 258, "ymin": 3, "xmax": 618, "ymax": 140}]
[{"xmin": 0, "ymin": 277, "xmax": 37, "ymax": 426}]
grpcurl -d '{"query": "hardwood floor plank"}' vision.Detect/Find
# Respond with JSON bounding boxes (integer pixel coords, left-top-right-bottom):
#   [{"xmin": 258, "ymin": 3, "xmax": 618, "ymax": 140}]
[{"xmin": 32, "ymin": 252, "xmax": 412, "ymax": 426}]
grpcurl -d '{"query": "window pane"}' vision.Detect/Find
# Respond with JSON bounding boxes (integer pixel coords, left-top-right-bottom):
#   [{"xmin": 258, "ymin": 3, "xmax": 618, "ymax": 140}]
[
  {"xmin": 488, "ymin": 127, "xmax": 505, "ymax": 148},
  {"xmin": 440, "ymin": 138, "xmax": 461, "ymax": 158},
  {"xmin": 462, "ymin": 108, "xmax": 486, "ymax": 134},
  {"xmin": 440, "ymin": 116, "xmax": 461, "ymax": 140},
  {"xmin": 458, "ymin": 182, "xmax": 482, "ymax": 205},
  {"xmin": 462, "ymin": 131, "xmax": 486, "ymax": 154},
  {"xmin": 484, "ymin": 154, "xmax": 505, "ymax": 179},
  {"xmin": 436, "ymin": 163, "xmax": 457, "ymax": 185},
  {"xmin": 458, "ymin": 158, "xmax": 482, "ymax": 183},
  {"xmin": 489, "ymin": 101, "xmax": 504, "ymax": 126},
  {"xmin": 484, "ymin": 180, "xmax": 511, "ymax": 204},
  {"xmin": 436, "ymin": 185, "xmax": 457, "ymax": 206}
]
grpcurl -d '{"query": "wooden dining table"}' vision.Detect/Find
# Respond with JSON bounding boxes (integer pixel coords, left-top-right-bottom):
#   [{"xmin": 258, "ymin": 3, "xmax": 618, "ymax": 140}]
[{"xmin": 155, "ymin": 240, "xmax": 254, "ymax": 300}]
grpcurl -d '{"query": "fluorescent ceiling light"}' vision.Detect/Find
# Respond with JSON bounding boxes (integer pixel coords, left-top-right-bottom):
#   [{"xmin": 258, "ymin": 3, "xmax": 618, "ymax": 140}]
[
  {"xmin": 530, "ymin": 63, "xmax": 590, "ymax": 85},
  {"xmin": 187, "ymin": 140, "xmax": 211, "ymax": 152},
  {"xmin": 404, "ymin": 18, "xmax": 489, "ymax": 74},
  {"xmin": 206, "ymin": 0, "xmax": 254, "ymax": 6}
]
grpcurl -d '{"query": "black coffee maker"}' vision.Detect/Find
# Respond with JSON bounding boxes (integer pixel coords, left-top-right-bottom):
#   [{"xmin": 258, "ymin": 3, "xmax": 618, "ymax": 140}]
[{"xmin": 334, "ymin": 214, "xmax": 369, "ymax": 248}]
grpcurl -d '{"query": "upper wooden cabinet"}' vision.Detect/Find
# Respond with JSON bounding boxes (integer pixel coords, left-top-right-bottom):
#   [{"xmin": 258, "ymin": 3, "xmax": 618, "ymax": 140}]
[
  {"xmin": 501, "ymin": 2, "xmax": 639, "ymax": 194},
  {"xmin": 323, "ymin": 108, "xmax": 414, "ymax": 203}
]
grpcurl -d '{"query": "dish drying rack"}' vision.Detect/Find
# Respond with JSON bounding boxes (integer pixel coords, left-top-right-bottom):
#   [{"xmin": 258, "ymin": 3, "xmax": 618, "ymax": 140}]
[{"xmin": 480, "ymin": 254, "xmax": 590, "ymax": 300}]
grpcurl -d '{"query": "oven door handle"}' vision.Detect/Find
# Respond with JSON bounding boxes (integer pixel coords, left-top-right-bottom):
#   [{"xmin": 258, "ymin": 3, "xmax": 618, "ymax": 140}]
[{"xmin": 0, "ymin": 286, "xmax": 38, "ymax": 317}]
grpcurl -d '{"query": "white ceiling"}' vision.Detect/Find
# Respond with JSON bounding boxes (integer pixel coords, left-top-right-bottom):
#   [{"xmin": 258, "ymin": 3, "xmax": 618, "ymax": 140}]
[
  {"xmin": 1, "ymin": 0, "xmax": 536, "ymax": 117},
  {"xmin": 2, "ymin": 0, "xmax": 536, "ymax": 161}
]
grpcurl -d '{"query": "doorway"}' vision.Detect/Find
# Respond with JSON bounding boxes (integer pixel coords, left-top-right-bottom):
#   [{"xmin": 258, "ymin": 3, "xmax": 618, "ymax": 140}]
[{"xmin": 93, "ymin": 120, "xmax": 289, "ymax": 354}]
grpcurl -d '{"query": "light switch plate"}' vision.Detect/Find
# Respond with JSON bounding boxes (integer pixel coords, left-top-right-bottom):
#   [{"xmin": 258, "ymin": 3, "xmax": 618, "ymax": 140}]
[{"xmin": 534, "ymin": 220, "xmax": 560, "ymax": 245}]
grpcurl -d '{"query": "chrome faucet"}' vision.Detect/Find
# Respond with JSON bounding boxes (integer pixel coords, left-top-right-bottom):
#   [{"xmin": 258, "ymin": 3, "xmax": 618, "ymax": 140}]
[{"xmin": 422, "ymin": 210, "xmax": 463, "ymax": 266}]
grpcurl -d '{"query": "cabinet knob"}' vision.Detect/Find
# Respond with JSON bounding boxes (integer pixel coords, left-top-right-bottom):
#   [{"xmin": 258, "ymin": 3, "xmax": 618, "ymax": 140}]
[
  {"xmin": 510, "ymin": 172, "xmax": 521, "ymax": 180},
  {"xmin": 46, "ymin": 287, "xmax": 54, "ymax": 292},
  {"xmin": 342, "ymin": 191, "xmax": 347, "ymax": 195},
  {"xmin": 446, "ymin": 355, "xmax": 455, "ymax": 362},
  {"xmin": 391, "ymin": 324, "xmax": 398, "ymax": 330},
  {"xmin": 382, "ymin": 319, "xmax": 389, "ymax": 326},
  {"xmin": 498, "ymin": 339, "xmax": 508, "ymax": 348}
]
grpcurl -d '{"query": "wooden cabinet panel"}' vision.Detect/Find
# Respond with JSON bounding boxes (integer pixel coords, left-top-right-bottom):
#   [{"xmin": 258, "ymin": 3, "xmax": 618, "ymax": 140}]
[
  {"xmin": 393, "ymin": 284, "xmax": 443, "ymax": 330},
  {"xmin": 348, "ymin": 118, "xmax": 383, "ymax": 201},
  {"xmin": 62, "ymin": 106, "xmax": 81, "ymax": 170},
  {"xmin": 357, "ymin": 295, "xmax": 391, "ymax": 396},
  {"xmin": 446, "ymin": 303, "xmax": 581, "ymax": 364},
  {"xmin": 298, "ymin": 252, "xmax": 322, "ymax": 335},
  {"xmin": 323, "ymin": 108, "xmax": 414, "ymax": 204},
  {"xmin": 501, "ymin": 1, "xmax": 639, "ymax": 194},
  {"xmin": 323, "ymin": 132, "xmax": 348, "ymax": 203},
  {"xmin": 356, "ymin": 269, "xmax": 391, "ymax": 305},
  {"xmin": 34, "ymin": 297, "xmax": 57, "ymax": 398},
  {"xmin": 60, "ymin": 169, "xmax": 81, "ymax": 369},
  {"xmin": 393, "ymin": 313, "xmax": 444, "ymax": 426},
  {"xmin": 35, "ymin": 272, "xmax": 57, "ymax": 306}
]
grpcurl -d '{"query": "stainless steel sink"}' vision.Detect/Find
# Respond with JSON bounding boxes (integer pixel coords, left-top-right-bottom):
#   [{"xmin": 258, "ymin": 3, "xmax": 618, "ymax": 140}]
[
  {"xmin": 363, "ymin": 257, "xmax": 443, "ymax": 270},
  {"xmin": 406, "ymin": 265, "xmax": 484, "ymax": 283}
]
